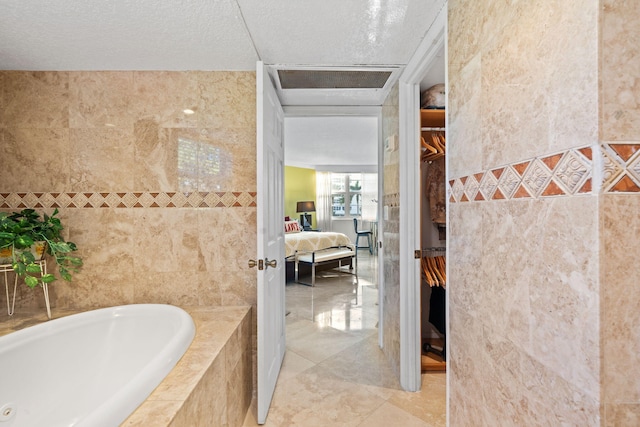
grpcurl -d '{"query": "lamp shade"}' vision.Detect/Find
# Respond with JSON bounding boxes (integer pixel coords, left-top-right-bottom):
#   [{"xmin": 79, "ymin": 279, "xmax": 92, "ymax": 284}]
[{"xmin": 296, "ymin": 201, "xmax": 316, "ymax": 212}]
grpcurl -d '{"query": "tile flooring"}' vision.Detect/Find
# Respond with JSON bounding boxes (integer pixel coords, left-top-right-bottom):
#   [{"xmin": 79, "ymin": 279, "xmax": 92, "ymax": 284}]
[{"xmin": 243, "ymin": 252, "xmax": 446, "ymax": 426}]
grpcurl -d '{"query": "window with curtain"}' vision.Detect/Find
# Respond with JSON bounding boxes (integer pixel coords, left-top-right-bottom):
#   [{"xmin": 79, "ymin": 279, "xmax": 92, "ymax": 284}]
[
  {"xmin": 315, "ymin": 171, "xmax": 332, "ymax": 231},
  {"xmin": 329, "ymin": 173, "xmax": 377, "ymax": 219},
  {"xmin": 360, "ymin": 173, "xmax": 378, "ymax": 221}
]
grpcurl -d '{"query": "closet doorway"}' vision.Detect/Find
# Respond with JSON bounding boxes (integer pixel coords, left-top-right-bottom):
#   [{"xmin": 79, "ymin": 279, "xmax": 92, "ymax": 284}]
[{"xmin": 394, "ymin": 8, "xmax": 447, "ymax": 393}]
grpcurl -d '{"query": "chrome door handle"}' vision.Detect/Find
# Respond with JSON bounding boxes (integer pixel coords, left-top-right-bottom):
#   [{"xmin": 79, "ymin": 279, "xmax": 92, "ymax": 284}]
[{"xmin": 265, "ymin": 258, "xmax": 277, "ymax": 269}]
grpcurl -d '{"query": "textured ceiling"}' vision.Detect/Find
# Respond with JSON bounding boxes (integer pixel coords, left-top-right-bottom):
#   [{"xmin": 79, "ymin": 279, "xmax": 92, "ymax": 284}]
[
  {"xmin": 0, "ymin": 0, "xmax": 445, "ymax": 71},
  {"xmin": 0, "ymin": 0, "xmax": 258, "ymax": 70}
]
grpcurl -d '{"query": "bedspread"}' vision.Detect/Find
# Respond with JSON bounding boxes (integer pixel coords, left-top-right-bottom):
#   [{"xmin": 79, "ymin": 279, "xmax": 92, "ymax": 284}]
[{"xmin": 285, "ymin": 231, "xmax": 353, "ymax": 258}]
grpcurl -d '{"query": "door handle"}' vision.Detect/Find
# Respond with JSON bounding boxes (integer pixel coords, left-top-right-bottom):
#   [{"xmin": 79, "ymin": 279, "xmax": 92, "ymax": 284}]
[
  {"xmin": 248, "ymin": 259, "xmax": 264, "ymax": 270},
  {"xmin": 265, "ymin": 258, "xmax": 277, "ymax": 269}
]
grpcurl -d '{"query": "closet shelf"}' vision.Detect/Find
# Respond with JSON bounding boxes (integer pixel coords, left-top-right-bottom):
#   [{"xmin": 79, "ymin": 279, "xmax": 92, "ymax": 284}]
[{"xmin": 420, "ymin": 109, "xmax": 445, "ymax": 128}]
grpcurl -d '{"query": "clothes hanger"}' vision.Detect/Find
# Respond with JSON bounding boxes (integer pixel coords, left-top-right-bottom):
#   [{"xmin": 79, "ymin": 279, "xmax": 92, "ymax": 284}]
[
  {"xmin": 421, "ymin": 257, "xmax": 436, "ymax": 287},
  {"xmin": 429, "ymin": 257, "xmax": 445, "ymax": 285},
  {"xmin": 435, "ymin": 256, "xmax": 446, "ymax": 286},
  {"xmin": 421, "ymin": 133, "xmax": 444, "ymax": 162},
  {"xmin": 421, "ymin": 255, "xmax": 446, "ymax": 288},
  {"xmin": 431, "ymin": 134, "xmax": 445, "ymax": 154},
  {"xmin": 421, "ymin": 136, "xmax": 438, "ymax": 154}
]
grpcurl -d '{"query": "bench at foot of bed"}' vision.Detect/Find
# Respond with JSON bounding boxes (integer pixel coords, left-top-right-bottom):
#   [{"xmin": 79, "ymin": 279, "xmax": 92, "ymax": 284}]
[{"xmin": 294, "ymin": 246, "xmax": 357, "ymax": 286}]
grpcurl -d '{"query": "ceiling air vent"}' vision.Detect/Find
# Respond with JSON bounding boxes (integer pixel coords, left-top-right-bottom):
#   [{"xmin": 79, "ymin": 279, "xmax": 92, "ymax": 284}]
[{"xmin": 277, "ymin": 69, "xmax": 392, "ymax": 90}]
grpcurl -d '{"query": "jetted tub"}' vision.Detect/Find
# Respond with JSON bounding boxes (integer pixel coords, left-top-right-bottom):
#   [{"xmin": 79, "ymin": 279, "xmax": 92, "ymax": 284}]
[{"xmin": 0, "ymin": 304, "xmax": 195, "ymax": 427}]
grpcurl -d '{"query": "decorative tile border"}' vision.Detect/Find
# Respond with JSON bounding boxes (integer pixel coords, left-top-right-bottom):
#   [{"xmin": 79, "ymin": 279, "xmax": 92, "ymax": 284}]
[
  {"xmin": 384, "ymin": 193, "xmax": 400, "ymax": 208},
  {"xmin": 449, "ymin": 143, "xmax": 640, "ymax": 203},
  {"xmin": 0, "ymin": 191, "xmax": 257, "ymax": 209},
  {"xmin": 601, "ymin": 143, "xmax": 640, "ymax": 192}
]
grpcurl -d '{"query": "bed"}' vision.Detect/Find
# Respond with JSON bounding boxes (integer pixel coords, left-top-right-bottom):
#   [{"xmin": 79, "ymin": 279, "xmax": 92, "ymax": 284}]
[{"xmin": 284, "ymin": 221, "xmax": 356, "ymax": 283}]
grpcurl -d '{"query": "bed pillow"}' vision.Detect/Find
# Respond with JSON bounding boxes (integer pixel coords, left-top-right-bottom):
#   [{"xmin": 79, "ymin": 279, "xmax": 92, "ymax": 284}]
[{"xmin": 284, "ymin": 220, "xmax": 301, "ymax": 233}]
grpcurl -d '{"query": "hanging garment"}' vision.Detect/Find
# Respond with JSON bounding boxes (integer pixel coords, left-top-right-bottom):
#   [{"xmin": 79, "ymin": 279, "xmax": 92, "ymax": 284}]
[
  {"xmin": 429, "ymin": 285, "xmax": 446, "ymax": 336},
  {"xmin": 425, "ymin": 158, "xmax": 446, "ymax": 224}
]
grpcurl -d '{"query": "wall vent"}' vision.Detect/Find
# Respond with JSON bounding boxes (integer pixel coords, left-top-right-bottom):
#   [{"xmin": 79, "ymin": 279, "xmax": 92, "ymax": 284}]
[{"xmin": 277, "ymin": 69, "xmax": 392, "ymax": 90}]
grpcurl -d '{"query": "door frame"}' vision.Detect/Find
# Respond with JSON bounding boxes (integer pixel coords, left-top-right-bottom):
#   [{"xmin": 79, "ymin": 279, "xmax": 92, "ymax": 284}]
[{"xmin": 397, "ymin": 4, "xmax": 447, "ymax": 392}]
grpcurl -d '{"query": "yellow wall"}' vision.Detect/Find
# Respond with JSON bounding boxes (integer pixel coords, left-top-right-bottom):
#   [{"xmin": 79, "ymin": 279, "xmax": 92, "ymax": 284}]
[{"xmin": 284, "ymin": 166, "xmax": 316, "ymax": 229}]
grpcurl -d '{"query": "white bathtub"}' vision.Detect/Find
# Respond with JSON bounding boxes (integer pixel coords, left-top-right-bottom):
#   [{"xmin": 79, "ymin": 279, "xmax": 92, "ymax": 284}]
[{"xmin": 0, "ymin": 304, "xmax": 195, "ymax": 427}]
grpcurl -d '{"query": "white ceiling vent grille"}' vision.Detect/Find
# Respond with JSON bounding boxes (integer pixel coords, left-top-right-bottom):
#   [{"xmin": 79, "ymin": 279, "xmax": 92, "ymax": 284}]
[{"xmin": 277, "ymin": 69, "xmax": 392, "ymax": 89}]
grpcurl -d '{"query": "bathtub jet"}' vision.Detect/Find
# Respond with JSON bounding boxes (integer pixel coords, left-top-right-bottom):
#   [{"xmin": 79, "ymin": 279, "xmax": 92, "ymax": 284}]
[{"xmin": 0, "ymin": 304, "xmax": 195, "ymax": 427}]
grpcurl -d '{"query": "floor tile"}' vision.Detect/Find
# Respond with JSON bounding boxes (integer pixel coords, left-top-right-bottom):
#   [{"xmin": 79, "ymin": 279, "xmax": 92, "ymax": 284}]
[
  {"xmin": 358, "ymin": 402, "xmax": 433, "ymax": 427},
  {"xmin": 277, "ymin": 350, "xmax": 316, "ymax": 383},
  {"xmin": 244, "ymin": 253, "xmax": 446, "ymax": 426},
  {"xmin": 285, "ymin": 317, "xmax": 365, "ymax": 364}
]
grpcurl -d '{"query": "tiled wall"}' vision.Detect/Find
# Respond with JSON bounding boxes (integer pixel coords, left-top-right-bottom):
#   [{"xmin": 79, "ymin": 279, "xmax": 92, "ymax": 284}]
[
  {"xmin": 600, "ymin": 0, "xmax": 640, "ymax": 424},
  {"xmin": 0, "ymin": 71, "xmax": 258, "ymax": 311},
  {"xmin": 449, "ymin": 0, "xmax": 640, "ymax": 424},
  {"xmin": 381, "ymin": 82, "xmax": 401, "ymax": 377},
  {"xmin": 448, "ymin": 0, "xmax": 606, "ymax": 425}
]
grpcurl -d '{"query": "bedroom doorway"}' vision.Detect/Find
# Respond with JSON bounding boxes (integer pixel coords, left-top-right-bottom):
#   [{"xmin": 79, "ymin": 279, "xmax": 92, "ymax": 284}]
[{"xmin": 279, "ymin": 109, "xmax": 388, "ymax": 388}]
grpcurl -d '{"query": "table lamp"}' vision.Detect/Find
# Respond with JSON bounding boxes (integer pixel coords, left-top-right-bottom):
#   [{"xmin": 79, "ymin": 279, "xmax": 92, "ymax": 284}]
[{"xmin": 296, "ymin": 201, "xmax": 316, "ymax": 230}]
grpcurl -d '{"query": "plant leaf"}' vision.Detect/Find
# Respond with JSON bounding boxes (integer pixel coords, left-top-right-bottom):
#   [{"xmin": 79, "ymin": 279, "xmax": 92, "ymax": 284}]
[
  {"xmin": 15, "ymin": 235, "xmax": 34, "ymax": 248},
  {"xmin": 41, "ymin": 274, "xmax": 56, "ymax": 283},
  {"xmin": 51, "ymin": 242, "xmax": 73, "ymax": 253},
  {"xmin": 68, "ymin": 257, "xmax": 83, "ymax": 266},
  {"xmin": 21, "ymin": 251, "xmax": 35, "ymax": 264},
  {"xmin": 25, "ymin": 264, "xmax": 42, "ymax": 273},
  {"xmin": 13, "ymin": 262, "xmax": 26, "ymax": 275},
  {"xmin": 24, "ymin": 276, "xmax": 39, "ymax": 288}
]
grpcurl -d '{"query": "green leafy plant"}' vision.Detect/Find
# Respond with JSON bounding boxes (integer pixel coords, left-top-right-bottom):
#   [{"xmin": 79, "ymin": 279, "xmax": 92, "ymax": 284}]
[{"xmin": 0, "ymin": 208, "xmax": 83, "ymax": 288}]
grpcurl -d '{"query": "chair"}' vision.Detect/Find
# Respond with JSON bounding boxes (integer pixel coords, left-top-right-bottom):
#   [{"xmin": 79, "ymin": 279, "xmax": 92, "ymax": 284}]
[{"xmin": 353, "ymin": 218, "xmax": 373, "ymax": 254}]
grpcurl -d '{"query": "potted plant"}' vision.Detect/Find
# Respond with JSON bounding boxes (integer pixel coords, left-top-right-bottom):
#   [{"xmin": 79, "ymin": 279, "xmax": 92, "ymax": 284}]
[{"xmin": 0, "ymin": 208, "xmax": 83, "ymax": 288}]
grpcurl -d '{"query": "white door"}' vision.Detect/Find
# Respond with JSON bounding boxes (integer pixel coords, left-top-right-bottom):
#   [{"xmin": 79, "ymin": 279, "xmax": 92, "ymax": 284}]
[{"xmin": 256, "ymin": 61, "xmax": 286, "ymax": 424}]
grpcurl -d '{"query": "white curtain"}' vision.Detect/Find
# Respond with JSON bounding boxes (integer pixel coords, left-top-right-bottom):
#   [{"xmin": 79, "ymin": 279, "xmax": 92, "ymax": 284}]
[
  {"xmin": 361, "ymin": 173, "xmax": 378, "ymax": 222},
  {"xmin": 316, "ymin": 171, "xmax": 332, "ymax": 231}
]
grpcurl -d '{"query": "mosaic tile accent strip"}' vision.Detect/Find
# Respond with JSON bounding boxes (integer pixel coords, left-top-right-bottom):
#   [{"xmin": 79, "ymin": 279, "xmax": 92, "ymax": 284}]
[
  {"xmin": 384, "ymin": 193, "xmax": 400, "ymax": 208},
  {"xmin": 449, "ymin": 143, "xmax": 640, "ymax": 203},
  {"xmin": 0, "ymin": 192, "xmax": 257, "ymax": 209},
  {"xmin": 601, "ymin": 143, "xmax": 640, "ymax": 192}
]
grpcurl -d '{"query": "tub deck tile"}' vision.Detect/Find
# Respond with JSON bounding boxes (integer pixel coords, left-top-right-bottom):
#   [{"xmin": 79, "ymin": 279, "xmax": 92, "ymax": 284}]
[{"xmin": 126, "ymin": 305, "xmax": 252, "ymax": 426}]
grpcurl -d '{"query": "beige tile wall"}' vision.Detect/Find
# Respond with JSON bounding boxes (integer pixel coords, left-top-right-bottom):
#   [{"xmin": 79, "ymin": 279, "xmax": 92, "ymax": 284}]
[
  {"xmin": 0, "ymin": 71, "xmax": 257, "ymax": 312},
  {"xmin": 445, "ymin": 0, "xmax": 640, "ymax": 425},
  {"xmin": 601, "ymin": 0, "xmax": 640, "ymax": 424}
]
